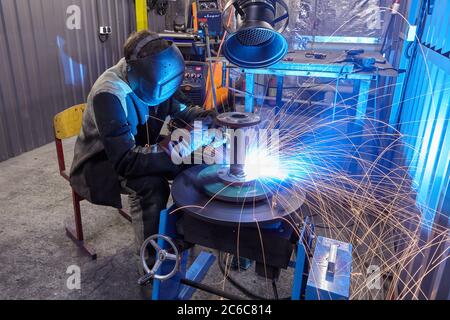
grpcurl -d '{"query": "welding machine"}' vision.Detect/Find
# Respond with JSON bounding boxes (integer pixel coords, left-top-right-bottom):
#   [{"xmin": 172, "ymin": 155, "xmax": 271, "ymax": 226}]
[
  {"xmin": 195, "ymin": 0, "xmax": 223, "ymax": 37},
  {"xmin": 138, "ymin": 112, "xmax": 353, "ymax": 300},
  {"xmin": 180, "ymin": 61, "xmax": 209, "ymax": 106}
]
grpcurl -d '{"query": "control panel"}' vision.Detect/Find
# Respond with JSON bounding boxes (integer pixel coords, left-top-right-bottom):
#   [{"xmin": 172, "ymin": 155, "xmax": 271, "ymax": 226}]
[
  {"xmin": 181, "ymin": 61, "xmax": 209, "ymax": 106},
  {"xmin": 197, "ymin": 0, "xmax": 218, "ymax": 10},
  {"xmin": 196, "ymin": 0, "xmax": 222, "ymax": 37}
]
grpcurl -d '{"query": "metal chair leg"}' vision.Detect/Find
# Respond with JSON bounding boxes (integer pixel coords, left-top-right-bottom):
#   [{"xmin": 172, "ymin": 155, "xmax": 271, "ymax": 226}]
[
  {"xmin": 118, "ymin": 208, "xmax": 132, "ymax": 222},
  {"xmin": 65, "ymin": 226, "xmax": 97, "ymax": 260},
  {"xmin": 65, "ymin": 189, "xmax": 97, "ymax": 260}
]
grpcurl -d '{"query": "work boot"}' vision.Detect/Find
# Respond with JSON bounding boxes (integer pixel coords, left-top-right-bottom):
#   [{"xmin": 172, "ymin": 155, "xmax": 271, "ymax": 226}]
[
  {"xmin": 135, "ymin": 253, "xmax": 155, "ymax": 300},
  {"xmin": 140, "ymin": 283, "xmax": 153, "ymax": 300}
]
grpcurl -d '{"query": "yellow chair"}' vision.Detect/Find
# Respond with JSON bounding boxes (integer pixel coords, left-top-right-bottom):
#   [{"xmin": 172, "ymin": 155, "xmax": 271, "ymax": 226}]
[{"xmin": 54, "ymin": 104, "xmax": 131, "ymax": 259}]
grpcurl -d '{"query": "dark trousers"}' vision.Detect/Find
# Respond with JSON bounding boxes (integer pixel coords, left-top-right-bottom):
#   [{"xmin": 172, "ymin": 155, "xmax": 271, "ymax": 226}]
[{"xmin": 121, "ymin": 175, "xmax": 171, "ymax": 275}]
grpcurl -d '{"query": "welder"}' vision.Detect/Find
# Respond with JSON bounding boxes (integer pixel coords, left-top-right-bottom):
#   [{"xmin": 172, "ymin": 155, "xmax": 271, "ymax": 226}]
[{"xmin": 69, "ymin": 30, "xmax": 216, "ymax": 277}]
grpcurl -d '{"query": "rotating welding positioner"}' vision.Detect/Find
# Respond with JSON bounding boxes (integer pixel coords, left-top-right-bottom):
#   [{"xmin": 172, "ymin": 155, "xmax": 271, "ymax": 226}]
[{"xmin": 143, "ymin": 111, "xmax": 352, "ymax": 300}]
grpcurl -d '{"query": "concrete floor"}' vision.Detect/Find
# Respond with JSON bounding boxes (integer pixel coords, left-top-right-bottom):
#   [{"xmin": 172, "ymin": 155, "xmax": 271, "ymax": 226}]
[{"xmin": 0, "ymin": 138, "xmax": 295, "ymax": 300}]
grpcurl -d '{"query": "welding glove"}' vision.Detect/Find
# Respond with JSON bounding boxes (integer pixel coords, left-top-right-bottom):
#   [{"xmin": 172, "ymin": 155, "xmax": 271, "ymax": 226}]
[{"xmin": 168, "ymin": 125, "xmax": 214, "ymax": 159}]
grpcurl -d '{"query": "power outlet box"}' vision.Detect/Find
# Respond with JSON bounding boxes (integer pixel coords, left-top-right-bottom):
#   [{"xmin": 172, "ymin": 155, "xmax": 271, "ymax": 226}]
[{"xmin": 99, "ymin": 26, "xmax": 112, "ymax": 35}]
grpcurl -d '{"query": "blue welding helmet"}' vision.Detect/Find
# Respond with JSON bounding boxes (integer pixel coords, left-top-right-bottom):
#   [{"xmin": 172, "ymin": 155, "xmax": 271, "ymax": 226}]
[
  {"xmin": 127, "ymin": 35, "xmax": 185, "ymax": 106},
  {"xmin": 222, "ymin": 0, "xmax": 289, "ymax": 68}
]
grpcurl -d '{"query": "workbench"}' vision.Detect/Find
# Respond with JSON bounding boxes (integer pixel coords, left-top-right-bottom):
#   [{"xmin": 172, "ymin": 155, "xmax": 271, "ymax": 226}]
[{"xmin": 241, "ymin": 50, "xmax": 398, "ymax": 121}]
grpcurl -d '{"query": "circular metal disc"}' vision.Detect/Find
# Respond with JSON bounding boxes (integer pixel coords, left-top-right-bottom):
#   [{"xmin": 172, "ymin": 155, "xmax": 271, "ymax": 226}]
[
  {"xmin": 216, "ymin": 166, "xmax": 255, "ymax": 185},
  {"xmin": 199, "ymin": 165, "xmax": 271, "ymax": 202},
  {"xmin": 171, "ymin": 165, "xmax": 305, "ymax": 226},
  {"xmin": 216, "ymin": 112, "xmax": 261, "ymax": 129}
]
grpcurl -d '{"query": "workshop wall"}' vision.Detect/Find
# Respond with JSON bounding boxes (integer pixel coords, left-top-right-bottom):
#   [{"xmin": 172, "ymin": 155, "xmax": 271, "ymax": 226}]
[
  {"xmin": 395, "ymin": 0, "xmax": 449, "ymax": 227},
  {"xmin": 0, "ymin": 0, "xmax": 134, "ymax": 161},
  {"xmin": 398, "ymin": 48, "xmax": 450, "ymax": 299},
  {"xmin": 285, "ymin": 0, "xmax": 390, "ymax": 48},
  {"xmin": 392, "ymin": 0, "xmax": 450, "ymax": 299}
]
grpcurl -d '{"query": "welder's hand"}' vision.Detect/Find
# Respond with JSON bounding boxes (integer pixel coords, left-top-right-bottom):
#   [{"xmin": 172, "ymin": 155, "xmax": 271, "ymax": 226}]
[
  {"xmin": 158, "ymin": 135, "xmax": 174, "ymax": 157},
  {"xmin": 159, "ymin": 131, "xmax": 202, "ymax": 157},
  {"xmin": 203, "ymin": 143, "xmax": 226, "ymax": 165},
  {"xmin": 209, "ymin": 129, "xmax": 228, "ymax": 149},
  {"xmin": 200, "ymin": 128, "xmax": 227, "ymax": 165},
  {"xmin": 187, "ymin": 124, "xmax": 218, "ymax": 151},
  {"xmin": 162, "ymin": 123, "xmax": 226, "ymax": 164},
  {"xmin": 168, "ymin": 139, "xmax": 192, "ymax": 159}
]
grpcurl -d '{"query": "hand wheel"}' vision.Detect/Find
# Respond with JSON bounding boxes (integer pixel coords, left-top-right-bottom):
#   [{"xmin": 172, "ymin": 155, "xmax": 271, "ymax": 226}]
[{"xmin": 138, "ymin": 234, "xmax": 179, "ymax": 285}]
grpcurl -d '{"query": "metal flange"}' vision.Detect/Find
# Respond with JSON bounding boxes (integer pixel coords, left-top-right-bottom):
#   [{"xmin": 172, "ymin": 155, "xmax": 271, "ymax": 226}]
[{"xmin": 216, "ymin": 112, "xmax": 261, "ymax": 129}]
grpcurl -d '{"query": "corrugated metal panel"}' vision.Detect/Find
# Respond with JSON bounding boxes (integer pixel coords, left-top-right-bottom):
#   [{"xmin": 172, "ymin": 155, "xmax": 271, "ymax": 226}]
[
  {"xmin": 398, "ymin": 18, "xmax": 450, "ymax": 228},
  {"xmin": 394, "ymin": 0, "xmax": 450, "ymax": 299},
  {"xmin": 421, "ymin": 0, "xmax": 449, "ymax": 55},
  {"xmin": 0, "ymin": 0, "xmax": 134, "ymax": 161}
]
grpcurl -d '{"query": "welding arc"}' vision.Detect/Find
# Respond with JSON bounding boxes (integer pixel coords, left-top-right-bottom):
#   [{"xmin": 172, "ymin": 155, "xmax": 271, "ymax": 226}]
[{"xmin": 217, "ymin": 252, "xmax": 290, "ymax": 300}]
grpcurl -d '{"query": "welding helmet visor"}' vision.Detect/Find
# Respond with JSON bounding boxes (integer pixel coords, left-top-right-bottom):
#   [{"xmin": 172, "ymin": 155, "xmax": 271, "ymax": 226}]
[{"xmin": 127, "ymin": 37, "xmax": 185, "ymax": 106}]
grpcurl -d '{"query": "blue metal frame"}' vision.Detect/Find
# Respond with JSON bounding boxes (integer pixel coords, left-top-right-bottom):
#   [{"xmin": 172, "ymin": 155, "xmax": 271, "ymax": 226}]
[
  {"xmin": 296, "ymin": 35, "xmax": 380, "ymax": 45},
  {"xmin": 292, "ymin": 218, "xmax": 314, "ymax": 300},
  {"xmin": 242, "ymin": 60, "xmax": 374, "ymax": 121},
  {"xmin": 178, "ymin": 252, "xmax": 216, "ymax": 300},
  {"xmin": 151, "ymin": 206, "xmax": 216, "ymax": 300},
  {"xmin": 291, "ymin": 237, "xmax": 307, "ymax": 300},
  {"xmin": 152, "ymin": 207, "xmax": 352, "ymax": 300},
  {"xmin": 244, "ymin": 73, "xmax": 255, "ymax": 113}
]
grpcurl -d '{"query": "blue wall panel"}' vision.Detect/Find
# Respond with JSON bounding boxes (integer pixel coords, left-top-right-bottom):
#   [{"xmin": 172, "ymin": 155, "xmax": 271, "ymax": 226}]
[
  {"xmin": 399, "ymin": 47, "xmax": 450, "ymax": 227},
  {"xmin": 395, "ymin": 0, "xmax": 450, "ymax": 228},
  {"xmin": 391, "ymin": 2, "xmax": 449, "ymax": 298}
]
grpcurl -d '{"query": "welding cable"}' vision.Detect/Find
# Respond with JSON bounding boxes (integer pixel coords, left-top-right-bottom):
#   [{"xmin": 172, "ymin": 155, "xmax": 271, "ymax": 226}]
[
  {"xmin": 217, "ymin": 252, "xmax": 291, "ymax": 300},
  {"xmin": 202, "ymin": 3, "xmax": 233, "ymax": 107},
  {"xmin": 380, "ymin": 13, "xmax": 395, "ymax": 55},
  {"xmin": 218, "ymin": 252, "xmax": 264, "ymax": 299},
  {"xmin": 95, "ymin": 0, "xmax": 109, "ymax": 43}
]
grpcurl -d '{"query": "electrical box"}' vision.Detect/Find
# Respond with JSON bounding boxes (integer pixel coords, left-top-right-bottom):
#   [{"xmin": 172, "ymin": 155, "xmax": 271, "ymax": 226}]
[
  {"xmin": 306, "ymin": 236, "xmax": 352, "ymax": 300},
  {"xmin": 180, "ymin": 61, "xmax": 209, "ymax": 106},
  {"xmin": 99, "ymin": 26, "xmax": 112, "ymax": 35}
]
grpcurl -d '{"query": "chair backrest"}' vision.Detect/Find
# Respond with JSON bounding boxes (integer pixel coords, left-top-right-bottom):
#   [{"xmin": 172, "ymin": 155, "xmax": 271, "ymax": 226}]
[
  {"xmin": 53, "ymin": 104, "xmax": 86, "ymax": 140},
  {"xmin": 54, "ymin": 103, "xmax": 86, "ymax": 180}
]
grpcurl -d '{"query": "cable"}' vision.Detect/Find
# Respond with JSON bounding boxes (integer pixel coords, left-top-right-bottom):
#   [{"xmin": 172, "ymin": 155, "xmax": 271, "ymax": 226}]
[
  {"xmin": 95, "ymin": 0, "xmax": 109, "ymax": 43},
  {"xmin": 380, "ymin": 15, "xmax": 395, "ymax": 55},
  {"xmin": 217, "ymin": 251, "xmax": 292, "ymax": 300},
  {"xmin": 218, "ymin": 252, "xmax": 265, "ymax": 300}
]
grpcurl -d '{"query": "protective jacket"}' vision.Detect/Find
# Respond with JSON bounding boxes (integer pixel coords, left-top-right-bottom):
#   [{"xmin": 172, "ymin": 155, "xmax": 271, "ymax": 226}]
[{"xmin": 70, "ymin": 58, "xmax": 214, "ymax": 208}]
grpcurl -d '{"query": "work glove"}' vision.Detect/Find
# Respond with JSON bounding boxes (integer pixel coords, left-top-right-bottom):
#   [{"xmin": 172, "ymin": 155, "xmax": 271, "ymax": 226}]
[
  {"xmin": 162, "ymin": 124, "xmax": 226, "ymax": 165},
  {"xmin": 172, "ymin": 124, "xmax": 214, "ymax": 157}
]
